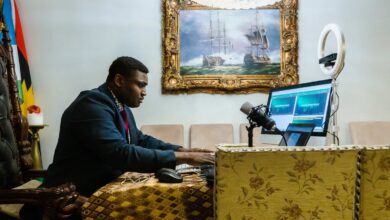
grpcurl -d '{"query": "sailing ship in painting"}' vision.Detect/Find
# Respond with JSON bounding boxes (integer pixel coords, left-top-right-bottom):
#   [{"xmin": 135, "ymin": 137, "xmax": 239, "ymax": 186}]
[
  {"xmin": 202, "ymin": 12, "xmax": 232, "ymax": 67},
  {"xmin": 244, "ymin": 11, "xmax": 271, "ymax": 66}
]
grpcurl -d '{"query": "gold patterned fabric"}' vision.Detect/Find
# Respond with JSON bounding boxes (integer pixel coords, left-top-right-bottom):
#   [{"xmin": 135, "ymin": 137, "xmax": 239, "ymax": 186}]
[
  {"xmin": 359, "ymin": 146, "xmax": 390, "ymax": 219},
  {"xmin": 82, "ymin": 172, "xmax": 213, "ymax": 220},
  {"xmin": 216, "ymin": 146, "xmax": 359, "ymax": 220}
]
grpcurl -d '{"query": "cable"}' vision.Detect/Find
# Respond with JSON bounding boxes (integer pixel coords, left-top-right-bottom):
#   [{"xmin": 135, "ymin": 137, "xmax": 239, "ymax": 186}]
[
  {"xmin": 320, "ymin": 89, "xmax": 340, "ymax": 145},
  {"xmin": 331, "ymin": 90, "xmax": 340, "ymax": 145},
  {"xmin": 329, "ymin": 91, "xmax": 339, "ymax": 118},
  {"xmin": 326, "ymin": 130, "xmax": 340, "ymax": 145},
  {"xmin": 327, "ymin": 89, "xmax": 340, "ymax": 145}
]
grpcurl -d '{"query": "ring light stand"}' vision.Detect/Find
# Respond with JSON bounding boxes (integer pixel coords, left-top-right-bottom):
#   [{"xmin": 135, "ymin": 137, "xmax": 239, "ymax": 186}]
[{"xmin": 317, "ymin": 24, "xmax": 346, "ymax": 146}]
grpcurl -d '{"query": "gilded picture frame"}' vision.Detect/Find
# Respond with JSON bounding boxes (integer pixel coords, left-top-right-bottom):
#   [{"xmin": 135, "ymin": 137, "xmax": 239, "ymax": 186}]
[{"xmin": 162, "ymin": 0, "xmax": 298, "ymax": 94}]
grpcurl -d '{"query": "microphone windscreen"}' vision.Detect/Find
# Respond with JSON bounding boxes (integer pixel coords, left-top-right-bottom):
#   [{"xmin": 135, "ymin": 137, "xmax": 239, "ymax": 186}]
[{"xmin": 240, "ymin": 102, "xmax": 253, "ymax": 115}]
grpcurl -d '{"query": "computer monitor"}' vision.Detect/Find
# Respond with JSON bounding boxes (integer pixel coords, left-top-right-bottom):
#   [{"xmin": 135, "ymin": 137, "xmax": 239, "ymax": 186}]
[{"xmin": 262, "ymin": 79, "xmax": 333, "ymax": 136}]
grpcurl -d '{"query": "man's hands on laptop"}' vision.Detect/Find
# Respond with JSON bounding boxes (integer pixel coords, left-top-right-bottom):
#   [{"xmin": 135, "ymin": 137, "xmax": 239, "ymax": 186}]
[
  {"xmin": 175, "ymin": 147, "xmax": 215, "ymax": 166},
  {"xmin": 177, "ymin": 147, "xmax": 214, "ymax": 153}
]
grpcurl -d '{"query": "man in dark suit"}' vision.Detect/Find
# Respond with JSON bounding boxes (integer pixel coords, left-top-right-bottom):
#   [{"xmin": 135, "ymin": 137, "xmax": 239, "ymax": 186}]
[{"xmin": 43, "ymin": 56, "xmax": 214, "ymax": 197}]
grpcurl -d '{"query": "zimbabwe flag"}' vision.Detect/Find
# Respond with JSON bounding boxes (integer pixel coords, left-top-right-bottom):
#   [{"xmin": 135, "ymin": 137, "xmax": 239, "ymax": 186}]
[{"xmin": 2, "ymin": 0, "xmax": 34, "ymax": 116}]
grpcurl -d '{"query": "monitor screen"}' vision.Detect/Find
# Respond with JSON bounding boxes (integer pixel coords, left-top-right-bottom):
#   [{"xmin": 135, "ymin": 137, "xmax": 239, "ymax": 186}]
[{"xmin": 262, "ymin": 79, "xmax": 333, "ymax": 136}]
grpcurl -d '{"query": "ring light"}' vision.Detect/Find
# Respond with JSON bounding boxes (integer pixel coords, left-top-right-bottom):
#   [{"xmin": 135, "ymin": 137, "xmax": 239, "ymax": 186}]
[{"xmin": 317, "ymin": 24, "xmax": 346, "ymax": 79}]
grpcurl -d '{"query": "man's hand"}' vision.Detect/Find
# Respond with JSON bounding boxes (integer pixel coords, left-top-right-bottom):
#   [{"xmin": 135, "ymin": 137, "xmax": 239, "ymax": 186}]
[
  {"xmin": 176, "ymin": 147, "xmax": 215, "ymax": 153},
  {"xmin": 175, "ymin": 151, "xmax": 215, "ymax": 166}
]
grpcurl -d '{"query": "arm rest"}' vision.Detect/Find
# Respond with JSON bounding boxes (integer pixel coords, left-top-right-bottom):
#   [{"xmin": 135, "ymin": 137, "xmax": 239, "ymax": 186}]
[
  {"xmin": 22, "ymin": 169, "xmax": 47, "ymax": 180},
  {"xmin": 0, "ymin": 183, "xmax": 81, "ymax": 220}
]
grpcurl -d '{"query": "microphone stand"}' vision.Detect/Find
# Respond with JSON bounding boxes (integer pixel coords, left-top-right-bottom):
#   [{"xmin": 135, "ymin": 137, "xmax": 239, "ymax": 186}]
[
  {"xmin": 245, "ymin": 104, "xmax": 266, "ymax": 147},
  {"xmin": 246, "ymin": 122, "xmax": 257, "ymax": 147}
]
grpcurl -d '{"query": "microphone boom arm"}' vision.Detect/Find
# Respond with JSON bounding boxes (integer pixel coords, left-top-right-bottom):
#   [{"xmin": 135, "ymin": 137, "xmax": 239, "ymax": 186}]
[{"xmin": 244, "ymin": 104, "xmax": 285, "ymax": 147}]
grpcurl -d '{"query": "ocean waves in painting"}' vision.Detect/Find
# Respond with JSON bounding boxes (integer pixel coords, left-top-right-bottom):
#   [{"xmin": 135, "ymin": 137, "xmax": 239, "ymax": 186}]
[{"xmin": 180, "ymin": 63, "xmax": 280, "ymax": 75}]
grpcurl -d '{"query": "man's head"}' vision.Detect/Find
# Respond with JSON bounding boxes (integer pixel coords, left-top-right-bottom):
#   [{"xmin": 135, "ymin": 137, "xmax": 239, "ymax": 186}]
[{"xmin": 106, "ymin": 56, "xmax": 149, "ymax": 108}]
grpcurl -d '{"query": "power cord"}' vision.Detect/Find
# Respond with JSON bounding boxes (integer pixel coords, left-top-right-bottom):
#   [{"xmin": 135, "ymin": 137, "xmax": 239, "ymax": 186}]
[{"xmin": 321, "ymin": 89, "xmax": 340, "ymax": 145}]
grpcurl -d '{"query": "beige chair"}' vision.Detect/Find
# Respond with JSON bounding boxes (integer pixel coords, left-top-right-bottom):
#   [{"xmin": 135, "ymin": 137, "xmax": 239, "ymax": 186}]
[
  {"xmin": 140, "ymin": 124, "xmax": 184, "ymax": 146},
  {"xmin": 239, "ymin": 123, "xmax": 262, "ymax": 146},
  {"xmin": 190, "ymin": 124, "xmax": 234, "ymax": 151},
  {"xmin": 349, "ymin": 121, "xmax": 390, "ymax": 145}
]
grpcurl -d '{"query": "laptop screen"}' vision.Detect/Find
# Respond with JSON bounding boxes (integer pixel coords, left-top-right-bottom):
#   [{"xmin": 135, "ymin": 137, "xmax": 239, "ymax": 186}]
[{"xmin": 279, "ymin": 123, "xmax": 315, "ymax": 146}]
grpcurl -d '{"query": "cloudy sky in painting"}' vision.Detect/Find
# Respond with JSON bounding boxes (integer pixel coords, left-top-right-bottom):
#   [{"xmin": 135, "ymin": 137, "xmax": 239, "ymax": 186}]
[{"xmin": 180, "ymin": 9, "xmax": 280, "ymax": 66}]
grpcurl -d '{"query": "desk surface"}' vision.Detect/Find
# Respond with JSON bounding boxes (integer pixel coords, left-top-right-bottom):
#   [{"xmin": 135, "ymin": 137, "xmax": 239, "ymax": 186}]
[{"xmin": 82, "ymin": 172, "xmax": 213, "ymax": 220}]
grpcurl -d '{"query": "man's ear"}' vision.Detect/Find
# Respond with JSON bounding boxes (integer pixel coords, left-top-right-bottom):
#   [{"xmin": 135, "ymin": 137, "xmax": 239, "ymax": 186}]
[{"xmin": 113, "ymin": 73, "xmax": 124, "ymax": 88}]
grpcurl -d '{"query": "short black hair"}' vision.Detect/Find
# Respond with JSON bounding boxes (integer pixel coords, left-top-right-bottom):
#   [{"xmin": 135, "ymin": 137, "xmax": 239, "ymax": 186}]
[{"xmin": 106, "ymin": 56, "xmax": 149, "ymax": 82}]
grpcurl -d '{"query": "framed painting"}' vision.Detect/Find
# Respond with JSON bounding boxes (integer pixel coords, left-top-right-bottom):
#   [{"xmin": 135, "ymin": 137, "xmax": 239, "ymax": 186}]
[{"xmin": 162, "ymin": 0, "xmax": 298, "ymax": 94}]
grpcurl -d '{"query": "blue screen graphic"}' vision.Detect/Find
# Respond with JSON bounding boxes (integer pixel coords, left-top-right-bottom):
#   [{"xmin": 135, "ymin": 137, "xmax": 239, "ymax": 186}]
[
  {"xmin": 295, "ymin": 93, "xmax": 328, "ymax": 115},
  {"xmin": 270, "ymin": 96, "xmax": 296, "ymax": 115}
]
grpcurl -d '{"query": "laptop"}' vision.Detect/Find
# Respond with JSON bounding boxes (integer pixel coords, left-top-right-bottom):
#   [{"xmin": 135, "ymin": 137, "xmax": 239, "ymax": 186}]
[{"xmin": 279, "ymin": 123, "xmax": 315, "ymax": 146}]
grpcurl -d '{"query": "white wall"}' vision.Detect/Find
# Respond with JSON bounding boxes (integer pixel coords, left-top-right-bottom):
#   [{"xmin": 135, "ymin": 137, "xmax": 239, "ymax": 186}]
[{"xmin": 17, "ymin": 0, "xmax": 390, "ymax": 168}]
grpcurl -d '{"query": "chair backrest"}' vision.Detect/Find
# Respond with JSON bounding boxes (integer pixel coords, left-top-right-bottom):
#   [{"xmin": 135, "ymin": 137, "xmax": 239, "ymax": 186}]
[
  {"xmin": 349, "ymin": 121, "xmax": 390, "ymax": 145},
  {"xmin": 140, "ymin": 124, "xmax": 184, "ymax": 146},
  {"xmin": 190, "ymin": 124, "xmax": 234, "ymax": 151},
  {"xmin": 0, "ymin": 50, "xmax": 23, "ymax": 189},
  {"xmin": 0, "ymin": 24, "xmax": 33, "ymax": 189},
  {"xmin": 239, "ymin": 123, "xmax": 262, "ymax": 146}
]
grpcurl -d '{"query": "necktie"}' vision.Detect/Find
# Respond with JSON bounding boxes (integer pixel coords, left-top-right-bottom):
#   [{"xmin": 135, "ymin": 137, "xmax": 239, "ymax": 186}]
[{"xmin": 120, "ymin": 110, "xmax": 130, "ymax": 143}]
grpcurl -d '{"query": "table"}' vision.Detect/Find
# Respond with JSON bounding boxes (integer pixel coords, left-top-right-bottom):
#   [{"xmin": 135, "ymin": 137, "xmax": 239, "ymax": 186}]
[{"xmin": 82, "ymin": 172, "xmax": 213, "ymax": 220}]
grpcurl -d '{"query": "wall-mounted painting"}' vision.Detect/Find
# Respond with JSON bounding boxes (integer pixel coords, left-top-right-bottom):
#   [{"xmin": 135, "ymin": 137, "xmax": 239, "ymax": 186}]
[{"xmin": 162, "ymin": 0, "xmax": 298, "ymax": 94}]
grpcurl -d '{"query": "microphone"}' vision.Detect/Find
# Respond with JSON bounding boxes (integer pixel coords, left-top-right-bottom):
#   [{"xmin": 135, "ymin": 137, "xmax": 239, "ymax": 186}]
[{"xmin": 240, "ymin": 102, "xmax": 280, "ymax": 132}]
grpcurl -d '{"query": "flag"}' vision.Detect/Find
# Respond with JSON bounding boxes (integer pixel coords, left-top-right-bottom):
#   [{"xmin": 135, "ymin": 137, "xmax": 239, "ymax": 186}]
[{"xmin": 2, "ymin": 0, "xmax": 34, "ymax": 116}]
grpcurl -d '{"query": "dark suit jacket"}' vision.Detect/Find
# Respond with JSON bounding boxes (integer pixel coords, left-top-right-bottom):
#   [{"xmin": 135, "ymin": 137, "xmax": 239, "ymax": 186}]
[{"xmin": 43, "ymin": 83, "xmax": 180, "ymax": 196}]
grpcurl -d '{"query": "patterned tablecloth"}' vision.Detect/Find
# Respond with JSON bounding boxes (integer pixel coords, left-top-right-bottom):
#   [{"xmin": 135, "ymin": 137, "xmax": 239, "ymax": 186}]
[{"xmin": 82, "ymin": 172, "xmax": 213, "ymax": 220}]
